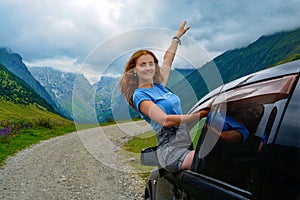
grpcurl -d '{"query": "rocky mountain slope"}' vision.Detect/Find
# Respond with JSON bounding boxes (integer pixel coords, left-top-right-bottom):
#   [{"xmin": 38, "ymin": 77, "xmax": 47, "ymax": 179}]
[
  {"xmin": 0, "ymin": 48, "xmax": 59, "ymax": 114},
  {"xmin": 29, "ymin": 66, "xmax": 96, "ymax": 123}
]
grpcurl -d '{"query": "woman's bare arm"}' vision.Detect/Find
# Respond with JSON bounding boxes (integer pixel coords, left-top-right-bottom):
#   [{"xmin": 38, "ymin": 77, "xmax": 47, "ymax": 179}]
[
  {"xmin": 139, "ymin": 100, "xmax": 208, "ymax": 127},
  {"xmin": 161, "ymin": 21, "xmax": 190, "ymax": 86}
]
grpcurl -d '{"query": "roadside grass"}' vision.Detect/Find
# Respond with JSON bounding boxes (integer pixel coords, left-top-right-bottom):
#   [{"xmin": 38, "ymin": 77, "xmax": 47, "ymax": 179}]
[
  {"xmin": 0, "ymin": 120, "xmax": 77, "ymax": 167},
  {"xmin": 0, "ymin": 119, "xmax": 125, "ymax": 167},
  {"xmin": 121, "ymin": 130, "xmax": 157, "ymax": 181},
  {"xmin": 0, "ymin": 106, "xmax": 142, "ymax": 168},
  {"xmin": 0, "ymin": 100, "xmax": 78, "ymax": 166}
]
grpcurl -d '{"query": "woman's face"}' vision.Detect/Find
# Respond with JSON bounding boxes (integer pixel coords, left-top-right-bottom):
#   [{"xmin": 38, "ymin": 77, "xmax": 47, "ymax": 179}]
[{"xmin": 134, "ymin": 54, "xmax": 156, "ymax": 86}]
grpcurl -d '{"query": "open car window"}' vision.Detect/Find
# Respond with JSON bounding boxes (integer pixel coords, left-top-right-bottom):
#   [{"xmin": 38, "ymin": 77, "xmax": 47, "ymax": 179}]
[{"xmin": 190, "ymin": 74, "xmax": 298, "ymax": 191}]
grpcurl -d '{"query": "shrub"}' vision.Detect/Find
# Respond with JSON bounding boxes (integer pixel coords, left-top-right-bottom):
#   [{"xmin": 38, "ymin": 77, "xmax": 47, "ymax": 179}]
[{"xmin": 33, "ymin": 117, "xmax": 53, "ymax": 129}]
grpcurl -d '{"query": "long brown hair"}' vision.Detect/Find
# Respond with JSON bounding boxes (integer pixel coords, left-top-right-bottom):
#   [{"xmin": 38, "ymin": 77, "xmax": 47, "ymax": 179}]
[{"xmin": 119, "ymin": 50, "xmax": 162, "ymax": 109}]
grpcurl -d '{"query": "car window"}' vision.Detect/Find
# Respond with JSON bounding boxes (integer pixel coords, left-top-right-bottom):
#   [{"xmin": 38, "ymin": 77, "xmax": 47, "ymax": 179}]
[
  {"xmin": 189, "ymin": 118, "xmax": 207, "ymax": 149},
  {"xmin": 190, "ymin": 74, "xmax": 298, "ymax": 191}
]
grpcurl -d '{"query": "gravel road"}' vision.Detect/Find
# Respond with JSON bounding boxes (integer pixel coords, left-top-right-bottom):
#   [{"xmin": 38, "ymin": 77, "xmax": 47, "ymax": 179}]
[{"xmin": 0, "ymin": 121, "xmax": 152, "ymax": 200}]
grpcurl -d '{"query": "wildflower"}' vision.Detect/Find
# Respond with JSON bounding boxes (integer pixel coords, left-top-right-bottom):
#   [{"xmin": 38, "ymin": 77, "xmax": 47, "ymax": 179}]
[{"xmin": 0, "ymin": 128, "xmax": 10, "ymax": 137}]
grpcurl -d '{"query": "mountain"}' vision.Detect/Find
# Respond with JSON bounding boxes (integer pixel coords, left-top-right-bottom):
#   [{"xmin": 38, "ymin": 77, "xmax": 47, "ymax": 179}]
[
  {"xmin": 0, "ymin": 63, "xmax": 55, "ymax": 112},
  {"xmin": 2, "ymin": 27, "xmax": 299, "ymax": 123},
  {"xmin": 167, "ymin": 68, "xmax": 196, "ymax": 88},
  {"xmin": 0, "ymin": 63, "xmax": 72, "ymax": 123},
  {"xmin": 0, "ymin": 62, "xmax": 72, "ymax": 124},
  {"xmin": 29, "ymin": 66, "xmax": 117, "ymax": 123},
  {"xmin": 29, "ymin": 68, "xmax": 140, "ymax": 123},
  {"xmin": 94, "ymin": 76, "xmax": 116, "ymax": 122},
  {"xmin": 214, "ymin": 27, "xmax": 300, "ymax": 83},
  {"xmin": 94, "ymin": 76, "xmax": 142, "ymax": 123},
  {"xmin": 0, "ymin": 48, "xmax": 59, "ymax": 114},
  {"xmin": 29, "ymin": 67, "xmax": 96, "ymax": 123},
  {"xmin": 173, "ymin": 27, "xmax": 300, "ymax": 112}
]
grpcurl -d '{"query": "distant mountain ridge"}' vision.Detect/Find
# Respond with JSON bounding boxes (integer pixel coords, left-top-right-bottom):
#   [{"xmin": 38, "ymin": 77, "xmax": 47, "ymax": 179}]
[
  {"xmin": 1, "ymin": 27, "xmax": 299, "ymax": 123},
  {"xmin": 0, "ymin": 48, "xmax": 59, "ymax": 114},
  {"xmin": 94, "ymin": 76, "xmax": 116, "ymax": 122},
  {"xmin": 29, "ymin": 66, "xmax": 96, "ymax": 123},
  {"xmin": 0, "ymin": 63, "xmax": 55, "ymax": 113},
  {"xmin": 214, "ymin": 27, "xmax": 300, "ymax": 82}
]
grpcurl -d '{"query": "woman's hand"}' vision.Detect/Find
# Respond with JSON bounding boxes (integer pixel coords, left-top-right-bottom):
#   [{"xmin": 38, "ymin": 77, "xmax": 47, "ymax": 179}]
[
  {"xmin": 176, "ymin": 21, "xmax": 190, "ymax": 38},
  {"xmin": 199, "ymin": 108, "xmax": 210, "ymax": 119}
]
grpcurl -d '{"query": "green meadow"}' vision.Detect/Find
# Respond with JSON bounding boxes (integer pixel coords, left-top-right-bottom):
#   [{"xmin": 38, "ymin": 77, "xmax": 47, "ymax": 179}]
[{"xmin": 0, "ymin": 101, "xmax": 76, "ymax": 166}]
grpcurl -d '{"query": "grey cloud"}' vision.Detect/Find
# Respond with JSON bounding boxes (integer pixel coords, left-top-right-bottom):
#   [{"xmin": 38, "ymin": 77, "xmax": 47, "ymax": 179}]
[{"xmin": 0, "ymin": 0, "xmax": 299, "ymax": 76}]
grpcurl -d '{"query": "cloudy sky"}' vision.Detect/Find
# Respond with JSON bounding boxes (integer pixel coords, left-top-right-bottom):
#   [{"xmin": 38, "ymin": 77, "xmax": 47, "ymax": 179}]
[{"xmin": 1, "ymin": 0, "xmax": 300, "ymax": 83}]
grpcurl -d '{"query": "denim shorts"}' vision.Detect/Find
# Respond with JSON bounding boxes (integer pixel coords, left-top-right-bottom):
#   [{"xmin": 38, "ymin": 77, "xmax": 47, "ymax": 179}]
[{"xmin": 156, "ymin": 125, "xmax": 193, "ymax": 172}]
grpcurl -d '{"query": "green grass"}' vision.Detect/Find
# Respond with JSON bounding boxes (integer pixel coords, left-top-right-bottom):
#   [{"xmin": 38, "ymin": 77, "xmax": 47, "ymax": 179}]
[
  {"xmin": 0, "ymin": 100, "xmax": 77, "ymax": 166},
  {"xmin": 0, "ymin": 124, "xmax": 76, "ymax": 166},
  {"xmin": 121, "ymin": 130, "xmax": 157, "ymax": 181},
  {"xmin": 0, "ymin": 100, "xmax": 146, "ymax": 167},
  {"xmin": 122, "ymin": 130, "xmax": 157, "ymax": 153},
  {"xmin": 0, "ymin": 101, "xmax": 72, "ymax": 124}
]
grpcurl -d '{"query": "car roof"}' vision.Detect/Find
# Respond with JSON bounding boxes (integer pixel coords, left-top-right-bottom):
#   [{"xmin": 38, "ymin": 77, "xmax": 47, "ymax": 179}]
[{"xmin": 189, "ymin": 60, "xmax": 300, "ymax": 113}]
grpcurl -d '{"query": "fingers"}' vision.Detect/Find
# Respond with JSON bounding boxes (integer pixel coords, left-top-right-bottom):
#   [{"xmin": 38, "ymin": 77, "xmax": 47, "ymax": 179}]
[
  {"xmin": 181, "ymin": 20, "xmax": 190, "ymax": 32},
  {"xmin": 181, "ymin": 20, "xmax": 189, "ymax": 27},
  {"xmin": 177, "ymin": 20, "xmax": 190, "ymax": 37},
  {"xmin": 199, "ymin": 109, "xmax": 210, "ymax": 119}
]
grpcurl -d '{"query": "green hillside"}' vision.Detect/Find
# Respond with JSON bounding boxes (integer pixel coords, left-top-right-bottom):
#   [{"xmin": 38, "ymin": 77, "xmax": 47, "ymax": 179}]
[
  {"xmin": 0, "ymin": 101, "xmax": 71, "ymax": 124},
  {"xmin": 215, "ymin": 27, "xmax": 300, "ymax": 82},
  {"xmin": 0, "ymin": 63, "xmax": 75, "ymax": 166},
  {"xmin": 173, "ymin": 27, "xmax": 300, "ymax": 112},
  {"xmin": 0, "ymin": 63, "xmax": 56, "ymax": 113},
  {"xmin": 0, "ymin": 63, "xmax": 70, "ymax": 123}
]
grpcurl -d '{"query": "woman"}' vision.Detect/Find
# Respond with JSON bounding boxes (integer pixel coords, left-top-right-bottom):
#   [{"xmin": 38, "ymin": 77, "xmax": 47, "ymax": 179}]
[{"xmin": 119, "ymin": 21, "xmax": 209, "ymax": 172}]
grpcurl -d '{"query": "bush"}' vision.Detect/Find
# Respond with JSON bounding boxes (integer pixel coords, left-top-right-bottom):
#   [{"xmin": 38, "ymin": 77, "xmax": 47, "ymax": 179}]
[
  {"xmin": 0, "ymin": 119, "xmax": 33, "ymax": 145},
  {"xmin": 33, "ymin": 117, "xmax": 53, "ymax": 129}
]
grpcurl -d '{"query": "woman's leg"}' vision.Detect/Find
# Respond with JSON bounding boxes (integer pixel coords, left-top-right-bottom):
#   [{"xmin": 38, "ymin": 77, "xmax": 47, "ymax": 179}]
[{"xmin": 181, "ymin": 150, "xmax": 195, "ymax": 170}]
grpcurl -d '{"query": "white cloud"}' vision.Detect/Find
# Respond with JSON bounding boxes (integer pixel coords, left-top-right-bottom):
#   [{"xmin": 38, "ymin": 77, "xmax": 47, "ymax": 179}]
[
  {"xmin": 1, "ymin": 0, "xmax": 300, "ymax": 81},
  {"xmin": 25, "ymin": 57, "xmax": 81, "ymax": 73},
  {"xmin": 0, "ymin": 0, "xmax": 126, "ymax": 61}
]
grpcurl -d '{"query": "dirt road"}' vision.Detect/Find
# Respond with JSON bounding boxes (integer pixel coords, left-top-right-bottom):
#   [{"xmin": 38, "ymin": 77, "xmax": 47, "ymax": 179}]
[{"xmin": 0, "ymin": 121, "xmax": 152, "ymax": 200}]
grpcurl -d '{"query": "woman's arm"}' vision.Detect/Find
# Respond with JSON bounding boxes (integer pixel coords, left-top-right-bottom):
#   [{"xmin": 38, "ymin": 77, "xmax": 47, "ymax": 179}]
[
  {"xmin": 139, "ymin": 100, "xmax": 208, "ymax": 127},
  {"xmin": 161, "ymin": 21, "xmax": 190, "ymax": 86}
]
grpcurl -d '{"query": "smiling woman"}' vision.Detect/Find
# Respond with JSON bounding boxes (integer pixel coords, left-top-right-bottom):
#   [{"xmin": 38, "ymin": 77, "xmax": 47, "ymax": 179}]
[
  {"xmin": 119, "ymin": 21, "xmax": 210, "ymax": 172},
  {"xmin": 134, "ymin": 54, "xmax": 157, "ymax": 87}
]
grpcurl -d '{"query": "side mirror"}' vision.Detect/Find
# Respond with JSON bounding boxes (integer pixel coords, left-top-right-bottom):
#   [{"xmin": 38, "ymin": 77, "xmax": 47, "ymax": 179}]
[{"xmin": 140, "ymin": 146, "xmax": 159, "ymax": 166}]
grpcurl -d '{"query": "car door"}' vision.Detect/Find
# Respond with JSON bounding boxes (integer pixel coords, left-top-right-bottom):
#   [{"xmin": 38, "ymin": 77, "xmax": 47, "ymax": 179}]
[
  {"xmin": 179, "ymin": 74, "xmax": 298, "ymax": 200},
  {"xmin": 259, "ymin": 78, "xmax": 300, "ymax": 200}
]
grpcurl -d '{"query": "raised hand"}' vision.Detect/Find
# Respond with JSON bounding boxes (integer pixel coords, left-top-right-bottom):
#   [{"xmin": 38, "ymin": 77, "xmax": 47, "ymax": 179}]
[{"xmin": 176, "ymin": 20, "xmax": 190, "ymax": 38}]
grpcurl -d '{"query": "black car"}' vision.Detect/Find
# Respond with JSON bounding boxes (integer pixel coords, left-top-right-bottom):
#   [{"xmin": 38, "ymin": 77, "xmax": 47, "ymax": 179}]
[{"xmin": 141, "ymin": 60, "xmax": 300, "ymax": 200}]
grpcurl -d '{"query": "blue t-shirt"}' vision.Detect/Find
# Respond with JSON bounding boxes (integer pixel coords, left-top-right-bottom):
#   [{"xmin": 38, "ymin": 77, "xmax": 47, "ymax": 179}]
[
  {"xmin": 133, "ymin": 83, "xmax": 182, "ymax": 131},
  {"xmin": 206, "ymin": 112, "xmax": 249, "ymax": 142}
]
